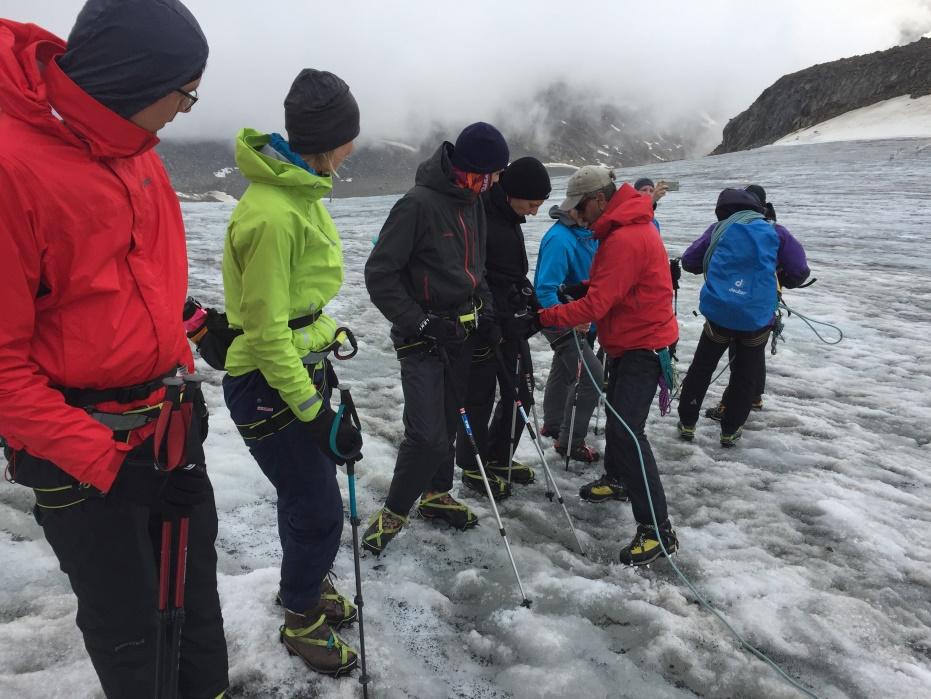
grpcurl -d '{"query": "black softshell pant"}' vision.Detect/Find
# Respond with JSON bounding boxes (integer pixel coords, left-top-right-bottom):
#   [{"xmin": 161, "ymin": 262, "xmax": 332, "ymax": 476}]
[
  {"xmin": 678, "ymin": 321, "xmax": 771, "ymax": 434},
  {"xmin": 455, "ymin": 337, "xmax": 534, "ymax": 468},
  {"xmin": 720, "ymin": 340, "xmax": 766, "ymax": 404},
  {"xmin": 36, "ymin": 492, "xmax": 228, "ymax": 698},
  {"xmin": 385, "ymin": 336, "xmax": 475, "ymax": 516},
  {"xmin": 602, "ymin": 350, "xmax": 669, "ymax": 526}
]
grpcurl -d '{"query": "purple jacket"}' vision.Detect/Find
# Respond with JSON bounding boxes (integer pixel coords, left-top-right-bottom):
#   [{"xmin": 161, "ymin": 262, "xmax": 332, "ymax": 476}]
[{"xmin": 682, "ymin": 221, "xmax": 810, "ymax": 288}]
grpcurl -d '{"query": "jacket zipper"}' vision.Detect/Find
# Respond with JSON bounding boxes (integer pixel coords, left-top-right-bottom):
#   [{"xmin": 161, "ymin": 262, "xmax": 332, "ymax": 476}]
[
  {"xmin": 423, "ymin": 274, "xmax": 430, "ymax": 301},
  {"xmin": 458, "ymin": 209, "xmax": 477, "ymax": 289}
]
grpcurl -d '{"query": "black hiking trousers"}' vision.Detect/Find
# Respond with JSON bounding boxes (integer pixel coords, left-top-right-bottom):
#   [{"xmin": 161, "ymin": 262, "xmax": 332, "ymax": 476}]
[
  {"xmin": 678, "ymin": 321, "xmax": 771, "ymax": 434},
  {"xmin": 720, "ymin": 340, "xmax": 766, "ymax": 405},
  {"xmin": 603, "ymin": 350, "xmax": 669, "ymax": 526},
  {"xmin": 455, "ymin": 337, "xmax": 534, "ymax": 469},
  {"xmin": 385, "ymin": 336, "xmax": 476, "ymax": 516},
  {"xmin": 35, "ymin": 490, "xmax": 228, "ymax": 699}
]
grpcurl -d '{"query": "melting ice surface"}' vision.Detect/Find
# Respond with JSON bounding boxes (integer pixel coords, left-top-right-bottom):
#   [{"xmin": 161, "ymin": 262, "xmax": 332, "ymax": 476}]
[{"xmin": 2, "ymin": 138, "xmax": 930, "ymax": 698}]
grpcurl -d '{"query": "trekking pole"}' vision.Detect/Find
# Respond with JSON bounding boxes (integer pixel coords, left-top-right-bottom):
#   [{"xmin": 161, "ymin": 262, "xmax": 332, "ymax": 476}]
[
  {"xmin": 592, "ymin": 347, "xmax": 607, "ymax": 436},
  {"xmin": 155, "ymin": 520, "xmax": 171, "ymax": 698},
  {"xmin": 494, "ymin": 348, "xmax": 585, "ymax": 556},
  {"xmin": 437, "ymin": 346, "xmax": 531, "ymax": 608},
  {"xmin": 334, "ymin": 387, "xmax": 371, "ymax": 698},
  {"xmin": 565, "ymin": 350, "xmax": 583, "ymax": 472},
  {"xmin": 505, "ymin": 354, "xmax": 521, "ymax": 485},
  {"xmin": 155, "ymin": 515, "xmax": 189, "ymax": 699}
]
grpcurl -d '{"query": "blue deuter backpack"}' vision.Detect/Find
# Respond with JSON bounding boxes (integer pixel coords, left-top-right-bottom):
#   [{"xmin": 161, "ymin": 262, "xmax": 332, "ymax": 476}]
[{"xmin": 700, "ymin": 211, "xmax": 780, "ymax": 331}]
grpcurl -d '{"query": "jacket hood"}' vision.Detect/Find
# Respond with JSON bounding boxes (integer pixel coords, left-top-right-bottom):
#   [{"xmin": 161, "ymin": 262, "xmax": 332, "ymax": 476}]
[
  {"xmin": 715, "ymin": 188, "xmax": 764, "ymax": 221},
  {"xmin": 235, "ymin": 128, "xmax": 333, "ymax": 198},
  {"xmin": 592, "ymin": 183, "xmax": 654, "ymax": 240},
  {"xmin": 548, "ymin": 204, "xmax": 579, "ymax": 228},
  {"xmin": 415, "ymin": 142, "xmax": 474, "ymax": 201},
  {"xmin": 0, "ymin": 20, "xmax": 157, "ymax": 158}
]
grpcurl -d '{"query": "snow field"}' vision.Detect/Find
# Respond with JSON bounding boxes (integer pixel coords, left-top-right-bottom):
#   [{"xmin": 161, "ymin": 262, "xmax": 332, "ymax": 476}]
[{"xmin": 2, "ymin": 137, "xmax": 930, "ymax": 698}]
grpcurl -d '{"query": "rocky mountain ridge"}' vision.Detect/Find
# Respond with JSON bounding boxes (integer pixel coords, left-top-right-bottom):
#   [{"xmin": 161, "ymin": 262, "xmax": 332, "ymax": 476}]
[
  {"xmin": 712, "ymin": 37, "xmax": 931, "ymax": 154},
  {"xmin": 159, "ymin": 83, "xmax": 716, "ymax": 200}
]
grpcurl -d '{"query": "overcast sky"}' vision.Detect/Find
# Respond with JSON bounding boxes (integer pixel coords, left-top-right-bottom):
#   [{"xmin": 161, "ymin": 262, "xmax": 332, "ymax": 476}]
[{"xmin": 3, "ymin": 0, "xmax": 930, "ymax": 145}]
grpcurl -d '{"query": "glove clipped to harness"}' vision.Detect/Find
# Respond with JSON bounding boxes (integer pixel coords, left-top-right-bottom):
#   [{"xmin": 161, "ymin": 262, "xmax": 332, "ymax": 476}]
[
  {"xmin": 108, "ymin": 457, "xmax": 211, "ymax": 514},
  {"xmin": 305, "ymin": 405, "xmax": 363, "ymax": 466},
  {"xmin": 475, "ymin": 311, "xmax": 503, "ymax": 346},
  {"xmin": 417, "ymin": 314, "xmax": 466, "ymax": 346}
]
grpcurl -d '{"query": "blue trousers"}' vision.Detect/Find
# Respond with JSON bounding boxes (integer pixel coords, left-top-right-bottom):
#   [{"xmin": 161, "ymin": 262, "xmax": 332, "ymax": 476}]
[{"xmin": 223, "ymin": 369, "xmax": 344, "ymax": 613}]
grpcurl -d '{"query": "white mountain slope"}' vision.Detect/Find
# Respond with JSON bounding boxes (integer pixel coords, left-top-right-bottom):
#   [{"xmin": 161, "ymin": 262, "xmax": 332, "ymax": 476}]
[
  {"xmin": 2, "ymin": 137, "xmax": 930, "ymax": 698},
  {"xmin": 775, "ymin": 95, "xmax": 931, "ymax": 146}
]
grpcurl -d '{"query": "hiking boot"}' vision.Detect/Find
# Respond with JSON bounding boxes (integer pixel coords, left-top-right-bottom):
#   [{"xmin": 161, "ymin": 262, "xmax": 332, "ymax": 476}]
[
  {"xmin": 280, "ymin": 605, "xmax": 357, "ymax": 677},
  {"xmin": 274, "ymin": 573, "xmax": 357, "ymax": 629},
  {"xmin": 677, "ymin": 421, "xmax": 696, "ymax": 442},
  {"xmin": 704, "ymin": 403, "xmax": 725, "ymax": 422},
  {"xmin": 362, "ymin": 507, "xmax": 407, "ymax": 556},
  {"xmin": 579, "ymin": 475, "xmax": 628, "ymax": 503},
  {"xmin": 554, "ymin": 440, "xmax": 600, "ymax": 463},
  {"xmin": 539, "ymin": 425, "xmax": 559, "ymax": 439},
  {"xmin": 619, "ymin": 522, "xmax": 679, "ymax": 566},
  {"xmin": 751, "ymin": 397, "xmax": 764, "ymax": 411},
  {"xmin": 720, "ymin": 427, "xmax": 743, "ymax": 447},
  {"xmin": 486, "ymin": 459, "xmax": 535, "ymax": 485},
  {"xmin": 319, "ymin": 572, "xmax": 357, "ymax": 628},
  {"xmin": 462, "ymin": 469, "xmax": 512, "ymax": 500},
  {"xmin": 418, "ymin": 491, "xmax": 478, "ymax": 530}
]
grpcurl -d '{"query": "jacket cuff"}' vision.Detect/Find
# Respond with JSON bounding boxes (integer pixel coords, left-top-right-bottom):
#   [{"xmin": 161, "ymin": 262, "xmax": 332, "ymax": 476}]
[{"xmin": 290, "ymin": 388, "xmax": 324, "ymax": 422}]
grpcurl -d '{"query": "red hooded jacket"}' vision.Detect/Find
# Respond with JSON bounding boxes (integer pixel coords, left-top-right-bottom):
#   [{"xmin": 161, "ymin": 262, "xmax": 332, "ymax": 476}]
[
  {"xmin": 539, "ymin": 183, "xmax": 679, "ymax": 356},
  {"xmin": 0, "ymin": 22, "xmax": 193, "ymax": 492}
]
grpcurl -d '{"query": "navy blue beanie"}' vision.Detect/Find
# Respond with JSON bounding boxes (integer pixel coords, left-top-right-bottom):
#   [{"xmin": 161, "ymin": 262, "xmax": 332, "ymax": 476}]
[
  {"xmin": 634, "ymin": 177, "xmax": 655, "ymax": 191},
  {"xmin": 58, "ymin": 0, "xmax": 209, "ymax": 119},
  {"xmin": 451, "ymin": 122, "xmax": 509, "ymax": 174}
]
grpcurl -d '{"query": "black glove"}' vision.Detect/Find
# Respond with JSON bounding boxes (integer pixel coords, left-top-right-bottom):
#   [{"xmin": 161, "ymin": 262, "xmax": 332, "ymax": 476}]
[
  {"xmin": 504, "ymin": 311, "xmax": 542, "ymax": 340},
  {"xmin": 305, "ymin": 405, "xmax": 363, "ymax": 466},
  {"xmin": 417, "ymin": 315, "xmax": 466, "ymax": 345},
  {"xmin": 109, "ymin": 457, "xmax": 211, "ymax": 513},
  {"xmin": 557, "ymin": 282, "xmax": 588, "ymax": 303},
  {"xmin": 162, "ymin": 464, "xmax": 211, "ymax": 511},
  {"xmin": 669, "ymin": 258, "xmax": 681, "ymax": 289}
]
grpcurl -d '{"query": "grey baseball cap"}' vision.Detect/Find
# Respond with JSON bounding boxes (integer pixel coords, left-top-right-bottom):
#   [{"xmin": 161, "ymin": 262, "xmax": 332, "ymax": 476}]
[{"xmin": 559, "ymin": 165, "xmax": 616, "ymax": 210}]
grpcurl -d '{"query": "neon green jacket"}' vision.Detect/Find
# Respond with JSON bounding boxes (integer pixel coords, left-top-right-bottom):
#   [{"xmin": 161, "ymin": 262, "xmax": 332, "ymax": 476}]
[{"xmin": 223, "ymin": 128, "xmax": 344, "ymax": 421}]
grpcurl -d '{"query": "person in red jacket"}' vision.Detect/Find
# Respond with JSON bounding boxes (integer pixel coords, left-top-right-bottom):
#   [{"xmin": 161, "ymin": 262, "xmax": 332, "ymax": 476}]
[
  {"xmin": 0, "ymin": 2, "xmax": 228, "ymax": 696},
  {"xmin": 539, "ymin": 182, "xmax": 680, "ymax": 566}
]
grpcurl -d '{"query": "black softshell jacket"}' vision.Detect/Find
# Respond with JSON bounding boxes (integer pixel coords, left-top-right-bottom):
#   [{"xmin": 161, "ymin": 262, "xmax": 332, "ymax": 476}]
[
  {"xmin": 482, "ymin": 183, "xmax": 535, "ymax": 318},
  {"xmin": 365, "ymin": 142, "xmax": 493, "ymax": 339}
]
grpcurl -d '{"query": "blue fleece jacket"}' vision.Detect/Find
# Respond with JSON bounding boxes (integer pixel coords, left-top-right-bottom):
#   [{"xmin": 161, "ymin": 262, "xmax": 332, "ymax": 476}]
[{"xmin": 533, "ymin": 208, "xmax": 598, "ymax": 308}]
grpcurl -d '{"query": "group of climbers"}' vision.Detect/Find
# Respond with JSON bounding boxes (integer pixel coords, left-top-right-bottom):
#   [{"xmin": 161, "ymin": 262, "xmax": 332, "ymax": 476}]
[{"xmin": 0, "ymin": 0, "xmax": 811, "ymax": 694}]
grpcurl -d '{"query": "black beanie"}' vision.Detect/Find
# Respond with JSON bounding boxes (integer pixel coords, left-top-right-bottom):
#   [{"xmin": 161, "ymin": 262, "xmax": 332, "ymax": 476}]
[
  {"xmin": 450, "ymin": 122, "xmax": 509, "ymax": 174},
  {"xmin": 633, "ymin": 177, "xmax": 655, "ymax": 191},
  {"xmin": 499, "ymin": 156, "xmax": 551, "ymax": 200},
  {"xmin": 285, "ymin": 69, "xmax": 360, "ymax": 155},
  {"xmin": 58, "ymin": 0, "xmax": 208, "ymax": 119}
]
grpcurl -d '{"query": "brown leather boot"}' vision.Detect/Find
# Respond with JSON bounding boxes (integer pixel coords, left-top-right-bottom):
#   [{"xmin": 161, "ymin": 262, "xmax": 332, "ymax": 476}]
[
  {"xmin": 280, "ymin": 605, "xmax": 358, "ymax": 677},
  {"xmin": 320, "ymin": 572, "xmax": 357, "ymax": 628}
]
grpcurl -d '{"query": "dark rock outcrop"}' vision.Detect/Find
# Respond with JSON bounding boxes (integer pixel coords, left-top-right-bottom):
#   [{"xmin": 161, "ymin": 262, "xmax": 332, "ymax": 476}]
[{"xmin": 712, "ymin": 37, "xmax": 931, "ymax": 154}]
